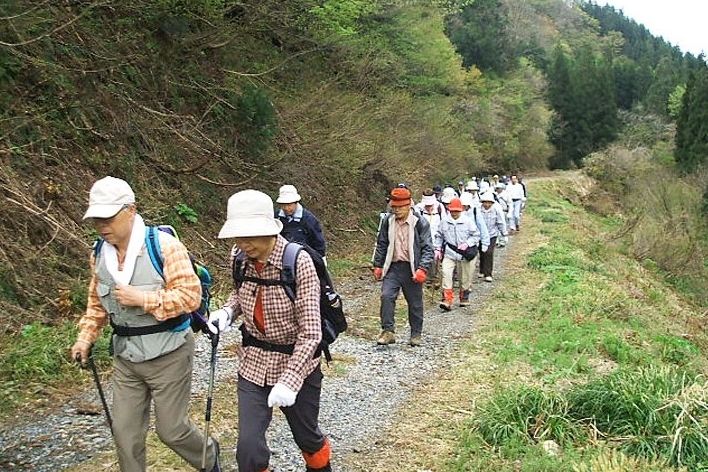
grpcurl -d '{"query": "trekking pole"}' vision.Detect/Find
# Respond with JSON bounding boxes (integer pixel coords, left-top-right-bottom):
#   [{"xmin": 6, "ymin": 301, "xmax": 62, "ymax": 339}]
[
  {"xmin": 76, "ymin": 352, "xmax": 113, "ymax": 436},
  {"xmin": 201, "ymin": 329, "xmax": 219, "ymax": 472}
]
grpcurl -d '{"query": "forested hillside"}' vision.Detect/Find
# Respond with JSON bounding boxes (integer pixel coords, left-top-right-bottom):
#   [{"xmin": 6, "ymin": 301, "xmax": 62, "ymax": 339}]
[{"xmin": 1, "ymin": 0, "xmax": 706, "ymax": 422}]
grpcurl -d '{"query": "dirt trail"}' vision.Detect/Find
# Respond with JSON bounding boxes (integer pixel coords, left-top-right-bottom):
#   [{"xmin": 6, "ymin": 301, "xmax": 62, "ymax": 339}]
[{"xmin": 0, "ymin": 175, "xmax": 567, "ymax": 471}]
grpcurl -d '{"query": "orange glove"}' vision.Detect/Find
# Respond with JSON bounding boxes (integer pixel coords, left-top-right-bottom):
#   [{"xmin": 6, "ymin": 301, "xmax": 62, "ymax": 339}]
[
  {"xmin": 373, "ymin": 267, "xmax": 383, "ymax": 281},
  {"xmin": 412, "ymin": 268, "xmax": 427, "ymax": 284}
]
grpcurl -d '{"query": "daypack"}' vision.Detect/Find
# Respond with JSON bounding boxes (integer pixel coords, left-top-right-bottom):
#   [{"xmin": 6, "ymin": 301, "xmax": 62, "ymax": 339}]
[
  {"xmin": 232, "ymin": 242, "xmax": 347, "ymax": 362},
  {"xmin": 93, "ymin": 225, "xmax": 212, "ymax": 335}
]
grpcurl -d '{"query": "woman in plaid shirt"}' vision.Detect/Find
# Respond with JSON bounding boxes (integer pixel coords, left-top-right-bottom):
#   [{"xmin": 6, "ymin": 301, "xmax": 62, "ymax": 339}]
[{"xmin": 209, "ymin": 190, "xmax": 331, "ymax": 472}]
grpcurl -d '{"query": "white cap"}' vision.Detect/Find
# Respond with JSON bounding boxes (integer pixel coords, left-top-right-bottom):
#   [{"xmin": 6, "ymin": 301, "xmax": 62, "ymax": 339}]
[
  {"xmin": 466, "ymin": 181, "xmax": 479, "ymax": 191},
  {"xmin": 460, "ymin": 192, "xmax": 474, "ymax": 207},
  {"xmin": 495, "ymin": 182, "xmax": 506, "ymax": 189},
  {"xmin": 276, "ymin": 184, "xmax": 301, "ymax": 204},
  {"xmin": 218, "ymin": 190, "xmax": 283, "ymax": 238},
  {"xmin": 480, "ymin": 192, "xmax": 495, "ymax": 203},
  {"xmin": 82, "ymin": 176, "xmax": 135, "ymax": 220}
]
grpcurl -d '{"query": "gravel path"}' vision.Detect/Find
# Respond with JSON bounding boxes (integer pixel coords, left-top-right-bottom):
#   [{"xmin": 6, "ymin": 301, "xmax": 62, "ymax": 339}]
[{"xmin": 0, "ymin": 237, "xmax": 516, "ymax": 472}]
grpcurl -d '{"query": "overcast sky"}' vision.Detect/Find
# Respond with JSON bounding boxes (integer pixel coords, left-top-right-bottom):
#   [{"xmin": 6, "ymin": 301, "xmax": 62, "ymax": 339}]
[{"xmin": 599, "ymin": 0, "xmax": 707, "ymax": 57}]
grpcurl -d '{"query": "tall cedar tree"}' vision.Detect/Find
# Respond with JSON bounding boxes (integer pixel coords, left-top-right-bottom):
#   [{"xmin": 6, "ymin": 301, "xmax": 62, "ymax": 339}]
[
  {"xmin": 445, "ymin": 0, "xmax": 513, "ymax": 74},
  {"xmin": 675, "ymin": 64, "xmax": 708, "ymax": 172},
  {"xmin": 547, "ymin": 46, "xmax": 618, "ymax": 167}
]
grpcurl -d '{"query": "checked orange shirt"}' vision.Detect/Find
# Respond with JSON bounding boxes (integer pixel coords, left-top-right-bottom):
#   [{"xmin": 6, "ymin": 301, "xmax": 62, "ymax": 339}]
[
  {"xmin": 225, "ymin": 235, "xmax": 321, "ymax": 392},
  {"xmin": 77, "ymin": 232, "xmax": 202, "ymax": 346}
]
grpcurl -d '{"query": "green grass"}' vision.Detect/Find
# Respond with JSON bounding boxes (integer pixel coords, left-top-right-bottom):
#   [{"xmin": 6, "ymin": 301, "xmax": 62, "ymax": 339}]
[
  {"xmin": 451, "ymin": 178, "xmax": 708, "ymax": 471},
  {"xmin": 0, "ymin": 321, "xmax": 111, "ymax": 419}
]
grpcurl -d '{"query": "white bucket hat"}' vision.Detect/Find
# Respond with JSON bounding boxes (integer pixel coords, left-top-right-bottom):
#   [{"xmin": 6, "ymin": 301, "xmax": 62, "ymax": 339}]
[
  {"xmin": 495, "ymin": 182, "xmax": 506, "ymax": 189},
  {"xmin": 480, "ymin": 192, "xmax": 496, "ymax": 203},
  {"xmin": 466, "ymin": 181, "xmax": 479, "ymax": 191},
  {"xmin": 420, "ymin": 194, "xmax": 437, "ymax": 206},
  {"xmin": 276, "ymin": 184, "xmax": 301, "ymax": 204},
  {"xmin": 82, "ymin": 176, "xmax": 135, "ymax": 220},
  {"xmin": 218, "ymin": 190, "xmax": 283, "ymax": 238}
]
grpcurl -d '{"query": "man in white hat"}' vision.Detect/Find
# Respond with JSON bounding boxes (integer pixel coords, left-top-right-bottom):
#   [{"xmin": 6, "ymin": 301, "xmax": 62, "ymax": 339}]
[
  {"xmin": 493, "ymin": 183, "xmax": 510, "ymax": 248},
  {"xmin": 507, "ymin": 175, "xmax": 526, "ymax": 232},
  {"xmin": 70, "ymin": 176, "xmax": 220, "ymax": 472},
  {"xmin": 276, "ymin": 184, "xmax": 327, "ymax": 258},
  {"xmin": 209, "ymin": 190, "xmax": 331, "ymax": 472}
]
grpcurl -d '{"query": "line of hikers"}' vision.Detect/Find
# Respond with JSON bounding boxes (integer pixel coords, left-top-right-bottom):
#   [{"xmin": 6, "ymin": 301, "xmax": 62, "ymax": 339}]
[
  {"xmin": 69, "ymin": 174, "xmax": 526, "ymax": 472},
  {"xmin": 372, "ymin": 175, "xmax": 527, "ymax": 346}
]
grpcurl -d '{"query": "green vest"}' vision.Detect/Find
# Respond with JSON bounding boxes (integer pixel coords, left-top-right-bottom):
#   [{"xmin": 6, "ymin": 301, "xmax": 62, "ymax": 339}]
[{"xmin": 95, "ymin": 245, "xmax": 189, "ymax": 363}]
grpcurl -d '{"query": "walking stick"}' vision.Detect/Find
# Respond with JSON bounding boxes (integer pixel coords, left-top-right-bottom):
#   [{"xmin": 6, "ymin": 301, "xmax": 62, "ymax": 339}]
[
  {"xmin": 201, "ymin": 329, "xmax": 219, "ymax": 472},
  {"xmin": 76, "ymin": 352, "xmax": 113, "ymax": 436}
]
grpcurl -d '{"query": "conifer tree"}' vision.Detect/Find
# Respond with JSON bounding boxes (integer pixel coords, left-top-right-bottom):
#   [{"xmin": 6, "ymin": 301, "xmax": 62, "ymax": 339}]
[{"xmin": 675, "ymin": 64, "xmax": 708, "ymax": 172}]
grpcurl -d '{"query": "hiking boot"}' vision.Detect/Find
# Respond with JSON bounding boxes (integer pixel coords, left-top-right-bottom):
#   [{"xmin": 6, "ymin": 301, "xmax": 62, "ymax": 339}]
[
  {"xmin": 459, "ymin": 289, "xmax": 470, "ymax": 307},
  {"xmin": 484, "ymin": 276, "xmax": 493, "ymax": 283},
  {"xmin": 377, "ymin": 330, "xmax": 396, "ymax": 345},
  {"xmin": 439, "ymin": 289, "xmax": 454, "ymax": 311},
  {"xmin": 409, "ymin": 335, "xmax": 422, "ymax": 347}
]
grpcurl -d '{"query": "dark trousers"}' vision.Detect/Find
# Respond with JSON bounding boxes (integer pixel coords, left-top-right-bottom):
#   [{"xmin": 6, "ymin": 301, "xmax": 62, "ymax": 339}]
[
  {"xmin": 479, "ymin": 236, "xmax": 497, "ymax": 277},
  {"xmin": 237, "ymin": 366, "xmax": 327, "ymax": 472},
  {"xmin": 380, "ymin": 261, "xmax": 424, "ymax": 337}
]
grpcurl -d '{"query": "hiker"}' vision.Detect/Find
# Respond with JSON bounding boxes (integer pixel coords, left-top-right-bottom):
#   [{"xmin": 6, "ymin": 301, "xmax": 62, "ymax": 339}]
[
  {"xmin": 434, "ymin": 197, "xmax": 480, "ymax": 310},
  {"xmin": 416, "ymin": 189, "xmax": 443, "ymax": 283},
  {"xmin": 276, "ymin": 184, "xmax": 327, "ymax": 259},
  {"xmin": 69, "ymin": 176, "xmax": 220, "ymax": 472},
  {"xmin": 209, "ymin": 189, "xmax": 331, "ymax": 472},
  {"xmin": 457, "ymin": 180, "xmax": 466, "ymax": 196},
  {"xmin": 493, "ymin": 183, "xmax": 510, "ymax": 248},
  {"xmin": 459, "ymin": 191, "xmax": 490, "ymax": 279},
  {"xmin": 507, "ymin": 175, "xmax": 526, "ymax": 232},
  {"xmin": 372, "ymin": 187, "xmax": 434, "ymax": 347},
  {"xmin": 432, "ymin": 184, "xmax": 443, "ymax": 202},
  {"xmin": 478, "ymin": 192, "xmax": 508, "ymax": 282},
  {"xmin": 439, "ymin": 187, "xmax": 458, "ymax": 217}
]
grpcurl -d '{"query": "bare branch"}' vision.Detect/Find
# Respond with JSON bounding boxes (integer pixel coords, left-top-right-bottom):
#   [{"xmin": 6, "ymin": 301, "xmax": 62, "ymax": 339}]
[
  {"xmin": 0, "ymin": 1, "xmax": 108, "ymax": 48},
  {"xmin": 224, "ymin": 47, "xmax": 322, "ymax": 77}
]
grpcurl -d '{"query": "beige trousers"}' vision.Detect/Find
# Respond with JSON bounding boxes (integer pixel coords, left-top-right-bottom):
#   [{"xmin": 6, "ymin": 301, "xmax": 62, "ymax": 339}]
[
  {"xmin": 112, "ymin": 333, "xmax": 217, "ymax": 472},
  {"xmin": 441, "ymin": 257, "xmax": 473, "ymax": 292}
]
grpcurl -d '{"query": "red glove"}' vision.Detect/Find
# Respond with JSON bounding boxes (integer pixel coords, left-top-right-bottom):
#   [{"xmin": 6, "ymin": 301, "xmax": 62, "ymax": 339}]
[
  {"xmin": 412, "ymin": 268, "xmax": 427, "ymax": 284},
  {"xmin": 373, "ymin": 267, "xmax": 383, "ymax": 281}
]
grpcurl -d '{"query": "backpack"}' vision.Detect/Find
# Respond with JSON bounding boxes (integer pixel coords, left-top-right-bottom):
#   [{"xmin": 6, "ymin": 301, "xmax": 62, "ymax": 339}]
[
  {"xmin": 93, "ymin": 225, "xmax": 213, "ymax": 335},
  {"xmin": 232, "ymin": 242, "xmax": 347, "ymax": 362}
]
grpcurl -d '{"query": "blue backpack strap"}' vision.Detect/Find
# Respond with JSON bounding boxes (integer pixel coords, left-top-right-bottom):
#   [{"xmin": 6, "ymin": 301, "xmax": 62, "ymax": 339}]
[
  {"xmin": 145, "ymin": 226, "xmax": 165, "ymax": 279},
  {"xmin": 281, "ymin": 242, "xmax": 302, "ymax": 303},
  {"xmin": 93, "ymin": 238, "xmax": 105, "ymax": 259}
]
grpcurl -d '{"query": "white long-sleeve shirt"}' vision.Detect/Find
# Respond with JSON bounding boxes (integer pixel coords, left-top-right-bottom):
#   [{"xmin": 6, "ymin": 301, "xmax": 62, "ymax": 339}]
[
  {"xmin": 507, "ymin": 183, "xmax": 525, "ymax": 201},
  {"xmin": 480, "ymin": 203, "xmax": 508, "ymax": 239}
]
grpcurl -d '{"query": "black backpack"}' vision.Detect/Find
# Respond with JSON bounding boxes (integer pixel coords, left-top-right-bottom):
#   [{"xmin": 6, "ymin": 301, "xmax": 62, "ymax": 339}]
[{"xmin": 232, "ymin": 242, "xmax": 347, "ymax": 362}]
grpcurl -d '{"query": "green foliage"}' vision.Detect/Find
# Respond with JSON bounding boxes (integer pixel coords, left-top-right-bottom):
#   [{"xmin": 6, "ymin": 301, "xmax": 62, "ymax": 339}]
[
  {"xmin": 445, "ymin": 0, "xmax": 514, "ymax": 74},
  {"xmin": 235, "ymin": 85, "xmax": 278, "ymax": 157},
  {"xmin": 654, "ymin": 335, "xmax": 700, "ymax": 366},
  {"xmin": 547, "ymin": 46, "xmax": 618, "ymax": 168},
  {"xmin": 667, "ymin": 83, "xmax": 686, "ymax": 119},
  {"xmin": 154, "ymin": 0, "xmax": 226, "ymax": 20},
  {"xmin": 675, "ymin": 65, "xmax": 708, "ymax": 172},
  {"xmin": 309, "ymin": 0, "xmax": 375, "ymax": 37},
  {"xmin": 174, "ymin": 203, "xmax": 198, "ymax": 224},
  {"xmin": 476, "ymin": 386, "xmax": 581, "ymax": 446},
  {"xmin": 569, "ymin": 367, "xmax": 707, "ymax": 469}
]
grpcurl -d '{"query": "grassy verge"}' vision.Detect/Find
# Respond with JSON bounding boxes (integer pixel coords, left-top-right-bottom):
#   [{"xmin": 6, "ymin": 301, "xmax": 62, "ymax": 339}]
[{"xmin": 0, "ymin": 322, "xmax": 112, "ymax": 423}]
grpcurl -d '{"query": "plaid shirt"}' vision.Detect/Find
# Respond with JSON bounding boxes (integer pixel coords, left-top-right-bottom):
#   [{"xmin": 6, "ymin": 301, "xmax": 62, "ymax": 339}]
[
  {"xmin": 77, "ymin": 232, "xmax": 201, "ymax": 345},
  {"xmin": 225, "ymin": 235, "xmax": 321, "ymax": 392}
]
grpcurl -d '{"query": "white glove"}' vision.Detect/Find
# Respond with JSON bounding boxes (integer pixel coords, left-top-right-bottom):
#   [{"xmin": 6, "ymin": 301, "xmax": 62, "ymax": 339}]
[
  {"xmin": 503, "ymin": 236, "xmax": 509, "ymax": 245},
  {"xmin": 267, "ymin": 383, "xmax": 298, "ymax": 408},
  {"xmin": 207, "ymin": 307, "xmax": 233, "ymax": 335},
  {"xmin": 482, "ymin": 245, "xmax": 489, "ymax": 253}
]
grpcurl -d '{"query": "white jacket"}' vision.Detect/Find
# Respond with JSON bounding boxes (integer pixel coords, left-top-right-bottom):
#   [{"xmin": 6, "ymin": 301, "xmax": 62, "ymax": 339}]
[
  {"xmin": 507, "ymin": 183, "xmax": 526, "ymax": 201},
  {"xmin": 434, "ymin": 213, "xmax": 480, "ymax": 261}
]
